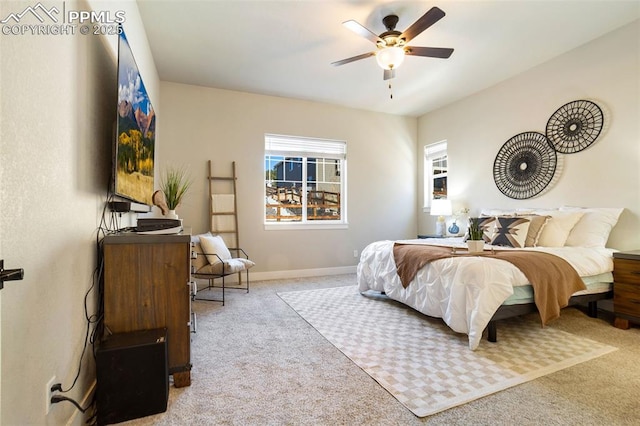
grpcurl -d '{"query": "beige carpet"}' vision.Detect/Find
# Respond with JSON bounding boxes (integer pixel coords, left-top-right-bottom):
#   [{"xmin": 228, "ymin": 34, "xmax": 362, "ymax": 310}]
[{"xmin": 278, "ymin": 285, "xmax": 617, "ymax": 417}]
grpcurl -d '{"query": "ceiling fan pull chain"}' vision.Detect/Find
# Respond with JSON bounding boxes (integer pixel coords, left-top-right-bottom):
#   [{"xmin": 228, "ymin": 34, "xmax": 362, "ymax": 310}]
[{"xmin": 389, "ymin": 82, "xmax": 393, "ymax": 99}]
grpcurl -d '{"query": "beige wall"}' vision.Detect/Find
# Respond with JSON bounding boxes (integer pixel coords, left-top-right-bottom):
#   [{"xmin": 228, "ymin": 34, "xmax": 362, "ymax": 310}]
[
  {"xmin": 158, "ymin": 83, "xmax": 418, "ymax": 277},
  {"xmin": 418, "ymin": 20, "xmax": 640, "ymax": 251},
  {"xmin": 0, "ymin": 1, "xmax": 158, "ymax": 424}
]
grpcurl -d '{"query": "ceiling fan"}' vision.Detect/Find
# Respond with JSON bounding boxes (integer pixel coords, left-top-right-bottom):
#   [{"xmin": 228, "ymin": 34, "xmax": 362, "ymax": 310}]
[{"xmin": 331, "ymin": 6, "xmax": 454, "ymax": 81}]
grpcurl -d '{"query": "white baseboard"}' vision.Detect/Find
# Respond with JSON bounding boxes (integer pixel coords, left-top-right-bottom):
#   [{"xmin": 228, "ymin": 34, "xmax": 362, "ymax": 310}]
[
  {"xmin": 196, "ymin": 265, "xmax": 357, "ymax": 284},
  {"xmin": 251, "ymin": 265, "xmax": 357, "ymax": 281},
  {"xmin": 66, "ymin": 380, "xmax": 96, "ymax": 426}
]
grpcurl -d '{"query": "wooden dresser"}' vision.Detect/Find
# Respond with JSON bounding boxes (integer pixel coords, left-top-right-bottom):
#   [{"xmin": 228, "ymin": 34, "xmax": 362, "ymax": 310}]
[
  {"xmin": 103, "ymin": 231, "xmax": 192, "ymax": 387},
  {"xmin": 612, "ymin": 250, "xmax": 640, "ymax": 330}
]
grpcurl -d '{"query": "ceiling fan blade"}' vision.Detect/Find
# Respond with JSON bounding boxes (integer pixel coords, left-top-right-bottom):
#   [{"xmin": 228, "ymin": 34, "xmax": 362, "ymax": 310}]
[
  {"xmin": 343, "ymin": 20, "xmax": 386, "ymax": 45},
  {"xmin": 383, "ymin": 69, "xmax": 395, "ymax": 81},
  {"xmin": 400, "ymin": 6, "xmax": 446, "ymax": 44},
  {"xmin": 331, "ymin": 51, "xmax": 375, "ymax": 66},
  {"xmin": 405, "ymin": 46, "xmax": 454, "ymax": 59}
]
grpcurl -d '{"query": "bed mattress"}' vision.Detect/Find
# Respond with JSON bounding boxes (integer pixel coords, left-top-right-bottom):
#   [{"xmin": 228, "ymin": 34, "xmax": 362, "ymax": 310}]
[{"xmin": 503, "ymin": 272, "xmax": 612, "ymax": 305}]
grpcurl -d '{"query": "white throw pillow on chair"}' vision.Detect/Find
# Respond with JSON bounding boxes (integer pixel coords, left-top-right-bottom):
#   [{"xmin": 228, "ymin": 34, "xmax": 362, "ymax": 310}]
[{"xmin": 199, "ymin": 234, "xmax": 232, "ymax": 265}]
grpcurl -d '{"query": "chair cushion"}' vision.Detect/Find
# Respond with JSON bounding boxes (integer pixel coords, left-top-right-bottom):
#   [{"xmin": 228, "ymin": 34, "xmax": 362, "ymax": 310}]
[{"xmin": 194, "ymin": 258, "xmax": 255, "ymax": 275}]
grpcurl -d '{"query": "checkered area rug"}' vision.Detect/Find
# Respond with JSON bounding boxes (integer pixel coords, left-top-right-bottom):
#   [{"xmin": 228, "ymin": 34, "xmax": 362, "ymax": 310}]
[{"xmin": 278, "ymin": 285, "xmax": 617, "ymax": 417}]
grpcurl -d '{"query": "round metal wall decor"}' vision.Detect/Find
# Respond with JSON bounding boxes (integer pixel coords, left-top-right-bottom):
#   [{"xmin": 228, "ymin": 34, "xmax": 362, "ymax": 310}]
[
  {"xmin": 493, "ymin": 131, "xmax": 557, "ymax": 199},
  {"xmin": 546, "ymin": 100, "xmax": 603, "ymax": 153}
]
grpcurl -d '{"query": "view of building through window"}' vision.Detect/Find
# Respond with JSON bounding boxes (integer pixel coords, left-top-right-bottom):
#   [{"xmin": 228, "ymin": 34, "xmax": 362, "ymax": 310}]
[
  {"xmin": 265, "ymin": 135, "xmax": 346, "ymax": 224},
  {"xmin": 424, "ymin": 141, "xmax": 448, "ymax": 207}
]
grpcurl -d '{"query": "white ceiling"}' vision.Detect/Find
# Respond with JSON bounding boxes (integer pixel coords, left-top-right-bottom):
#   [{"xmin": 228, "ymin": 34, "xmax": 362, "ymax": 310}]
[{"xmin": 137, "ymin": 1, "xmax": 640, "ymax": 117}]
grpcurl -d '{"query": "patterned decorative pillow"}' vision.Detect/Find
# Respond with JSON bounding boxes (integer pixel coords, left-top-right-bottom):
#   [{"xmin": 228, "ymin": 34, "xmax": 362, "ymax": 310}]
[
  {"xmin": 465, "ymin": 217, "xmax": 496, "ymax": 242},
  {"xmin": 490, "ymin": 217, "xmax": 531, "ymax": 248}
]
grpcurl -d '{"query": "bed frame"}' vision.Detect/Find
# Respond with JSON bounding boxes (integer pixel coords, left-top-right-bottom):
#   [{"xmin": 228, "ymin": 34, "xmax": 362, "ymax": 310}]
[{"xmin": 485, "ymin": 290, "xmax": 613, "ymax": 342}]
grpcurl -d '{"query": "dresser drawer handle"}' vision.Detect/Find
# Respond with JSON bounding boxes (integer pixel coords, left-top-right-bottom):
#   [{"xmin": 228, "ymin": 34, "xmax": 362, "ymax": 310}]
[
  {"xmin": 632, "ymin": 271, "xmax": 640, "ymax": 275},
  {"xmin": 630, "ymin": 299, "xmax": 640, "ymax": 304}
]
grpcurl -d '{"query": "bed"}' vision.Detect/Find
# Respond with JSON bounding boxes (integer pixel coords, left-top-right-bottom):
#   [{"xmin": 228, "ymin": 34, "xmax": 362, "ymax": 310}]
[{"xmin": 356, "ymin": 207, "xmax": 623, "ymax": 350}]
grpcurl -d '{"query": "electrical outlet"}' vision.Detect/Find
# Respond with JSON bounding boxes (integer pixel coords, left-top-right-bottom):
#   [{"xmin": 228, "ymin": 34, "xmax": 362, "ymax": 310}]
[
  {"xmin": 45, "ymin": 376, "xmax": 57, "ymax": 415},
  {"xmin": 353, "ymin": 249, "xmax": 359, "ymax": 258}
]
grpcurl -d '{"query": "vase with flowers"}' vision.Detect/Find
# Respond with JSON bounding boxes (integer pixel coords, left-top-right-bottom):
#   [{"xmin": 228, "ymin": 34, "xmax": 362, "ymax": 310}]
[{"xmin": 448, "ymin": 207, "xmax": 469, "ymax": 235}]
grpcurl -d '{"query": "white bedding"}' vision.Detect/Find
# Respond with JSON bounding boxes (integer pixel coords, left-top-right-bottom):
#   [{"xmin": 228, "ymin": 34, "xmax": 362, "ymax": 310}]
[{"xmin": 356, "ymin": 238, "xmax": 615, "ymax": 350}]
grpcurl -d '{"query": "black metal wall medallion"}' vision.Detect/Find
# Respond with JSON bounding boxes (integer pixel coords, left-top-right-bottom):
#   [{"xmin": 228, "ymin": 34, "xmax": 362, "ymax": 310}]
[
  {"xmin": 545, "ymin": 100, "xmax": 604, "ymax": 153},
  {"xmin": 493, "ymin": 131, "xmax": 557, "ymax": 199}
]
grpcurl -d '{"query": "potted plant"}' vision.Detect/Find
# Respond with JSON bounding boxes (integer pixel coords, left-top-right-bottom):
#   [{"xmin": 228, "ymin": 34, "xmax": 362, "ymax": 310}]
[
  {"xmin": 467, "ymin": 217, "xmax": 485, "ymax": 253},
  {"xmin": 160, "ymin": 165, "xmax": 192, "ymax": 218}
]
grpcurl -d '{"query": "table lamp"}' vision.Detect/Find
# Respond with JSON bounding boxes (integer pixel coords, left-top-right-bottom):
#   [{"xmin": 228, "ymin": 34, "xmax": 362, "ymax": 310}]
[{"xmin": 431, "ymin": 199, "xmax": 452, "ymax": 237}]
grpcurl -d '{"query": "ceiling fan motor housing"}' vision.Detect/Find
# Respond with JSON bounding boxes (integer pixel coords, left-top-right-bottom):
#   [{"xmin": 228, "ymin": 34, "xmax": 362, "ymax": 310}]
[
  {"xmin": 379, "ymin": 15, "xmax": 404, "ymax": 47},
  {"xmin": 382, "ymin": 15, "xmax": 399, "ymax": 31}
]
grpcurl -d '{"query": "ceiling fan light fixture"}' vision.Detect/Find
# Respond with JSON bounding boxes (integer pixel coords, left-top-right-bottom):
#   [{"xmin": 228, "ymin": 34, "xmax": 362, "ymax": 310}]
[
  {"xmin": 375, "ymin": 46, "xmax": 405, "ymax": 70},
  {"xmin": 333, "ymin": 7, "xmax": 452, "ymax": 81}
]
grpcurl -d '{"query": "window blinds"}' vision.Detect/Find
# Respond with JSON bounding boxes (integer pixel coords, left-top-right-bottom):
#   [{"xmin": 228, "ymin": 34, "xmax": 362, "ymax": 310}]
[
  {"xmin": 424, "ymin": 141, "xmax": 447, "ymax": 158},
  {"xmin": 265, "ymin": 134, "xmax": 346, "ymax": 159}
]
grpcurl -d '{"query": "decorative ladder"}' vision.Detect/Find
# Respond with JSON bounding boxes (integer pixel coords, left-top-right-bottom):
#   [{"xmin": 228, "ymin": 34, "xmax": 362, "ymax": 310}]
[{"xmin": 208, "ymin": 160, "xmax": 244, "ymax": 287}]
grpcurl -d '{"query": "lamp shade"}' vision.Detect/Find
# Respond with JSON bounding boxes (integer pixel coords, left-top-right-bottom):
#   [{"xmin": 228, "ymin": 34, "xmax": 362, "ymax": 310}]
[
  {"xmin": 430, "ymin": 199, "xmax": 452, "ymax": 217},
  {"xmin": 375, "ymin": 46, "xmax": 405, "ymax": 70}
]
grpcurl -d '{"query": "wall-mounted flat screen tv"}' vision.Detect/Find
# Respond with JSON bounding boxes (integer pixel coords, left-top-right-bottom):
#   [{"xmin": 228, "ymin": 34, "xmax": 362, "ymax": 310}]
[{"xmin": 113, "ymin": 27, "xmax": 155, "ymax": 206}]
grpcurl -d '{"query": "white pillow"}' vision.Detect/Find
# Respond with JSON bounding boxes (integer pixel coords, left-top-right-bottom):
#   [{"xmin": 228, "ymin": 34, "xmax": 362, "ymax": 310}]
[
  {"xmin": 533, "ymin": 210, "xmax": 584, "ymax": 247},
  {"xmin": 560, "ymin": 207, "xmax": 624, "ymax": 247},
  {"xmin": 517, "ymin": 208, "xmax": 557, "ymax": 215},
  {"xmin": 480, "ymin": 208, "xmax": 557, "ymax": 217},
  {"xmin": 199, "ymin": 234, "xmax": 232, "ymax": 264},
  {"xmin": 480, "ymin": 208, "xmax": 516, "ymax": 216}
]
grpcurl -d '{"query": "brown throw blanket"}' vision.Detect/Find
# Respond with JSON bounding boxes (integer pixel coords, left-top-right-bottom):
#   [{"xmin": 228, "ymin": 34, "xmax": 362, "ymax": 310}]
[{"xmin": 393, "ymin": 243, "xmax": 587, "ymax": 325}]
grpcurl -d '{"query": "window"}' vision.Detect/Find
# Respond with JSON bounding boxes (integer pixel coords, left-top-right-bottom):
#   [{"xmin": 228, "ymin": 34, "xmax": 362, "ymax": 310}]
[
  {"xmin": 424, "ymin": 141, "xmax": 448, "ymax": 209},
  {"xmin": 265, "ymin": 134, "xmax": 347, "ymax": 228}
]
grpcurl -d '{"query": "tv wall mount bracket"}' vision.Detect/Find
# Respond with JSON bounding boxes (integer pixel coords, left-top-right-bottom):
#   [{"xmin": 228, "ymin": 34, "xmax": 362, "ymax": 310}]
[{"xmin": 0, "ymin": 259, "xmax": 24, "ymax": 290}]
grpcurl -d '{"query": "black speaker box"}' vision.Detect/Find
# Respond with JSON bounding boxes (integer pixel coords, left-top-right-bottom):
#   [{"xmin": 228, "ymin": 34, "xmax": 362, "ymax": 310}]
[{"xmin": 96, "ymin": 328, "xmax": 169, "ymax": 425}]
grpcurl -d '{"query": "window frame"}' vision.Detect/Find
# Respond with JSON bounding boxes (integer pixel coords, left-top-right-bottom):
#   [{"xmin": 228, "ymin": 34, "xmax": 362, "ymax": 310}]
[
  {"xmin": 423, "ymin": 140, "xmax": 448, "ymax": 211},
  {"xmin": 264, "ymin": 134, "xmax": 348, "ymax": 230}
]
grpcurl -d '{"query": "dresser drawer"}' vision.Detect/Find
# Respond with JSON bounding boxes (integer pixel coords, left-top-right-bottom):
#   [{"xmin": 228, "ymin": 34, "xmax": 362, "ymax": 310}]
[
  {"xmin": 613, "ymin": 259, "xmax": 640, "ymax": 285},
  {"xmin": 614, "ymin": 282, "xmax": 640, "ymax": 317}
]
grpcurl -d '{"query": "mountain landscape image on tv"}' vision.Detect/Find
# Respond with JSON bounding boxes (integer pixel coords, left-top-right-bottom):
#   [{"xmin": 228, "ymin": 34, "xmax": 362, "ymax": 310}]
[{"xmin": 114, "ymin": 27, "xmax": 155, "ymax": 206}]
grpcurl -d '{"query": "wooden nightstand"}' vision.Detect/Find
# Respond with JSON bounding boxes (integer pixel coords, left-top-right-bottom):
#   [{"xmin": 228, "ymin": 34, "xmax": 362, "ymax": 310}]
[{"xmin": 613, "ymin": 250, "xmax": 640, "ymax": 329}]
